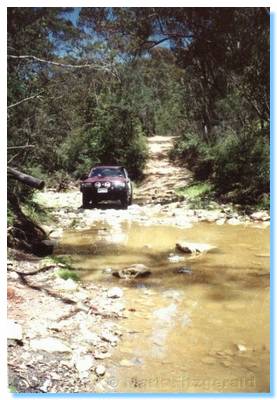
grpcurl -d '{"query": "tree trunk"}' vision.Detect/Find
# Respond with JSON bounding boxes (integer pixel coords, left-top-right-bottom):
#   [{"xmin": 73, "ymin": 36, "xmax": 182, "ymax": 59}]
[{"xmin": 7, "ymin": 167, "xmax": 45, "ymax": 189}]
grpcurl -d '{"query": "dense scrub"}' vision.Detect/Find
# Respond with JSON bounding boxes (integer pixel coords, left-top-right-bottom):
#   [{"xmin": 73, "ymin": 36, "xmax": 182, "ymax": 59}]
[
  {"xmin": 8, "ymin": 7, "xmax": 269, "ymax": 209},
  {"xmin": 171, "ymin": 126, "xmax": 270, "ymax": 207}
]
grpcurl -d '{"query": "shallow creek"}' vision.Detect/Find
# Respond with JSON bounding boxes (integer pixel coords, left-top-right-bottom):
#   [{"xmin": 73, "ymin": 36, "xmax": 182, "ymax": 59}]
[{"xmin": 57, "ymin": 220, "xmax": 270, "ymax": 393}]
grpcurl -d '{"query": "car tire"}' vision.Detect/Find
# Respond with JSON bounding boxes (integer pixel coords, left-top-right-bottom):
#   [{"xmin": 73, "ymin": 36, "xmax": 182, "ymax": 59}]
[
  {"xmin": 128, "ymin": 192, "xmax": 133, "ymax": 206},
  {"xmin": 82, "ymin": 193, "xmax": 90, "ymax": 208},
  {"xmin": 121, "ymin": 194, "xmax": 128, "ymax": 209},
  {"xmin": 90, "ymin": 199, "xmax": 98, "ymax": 209}
]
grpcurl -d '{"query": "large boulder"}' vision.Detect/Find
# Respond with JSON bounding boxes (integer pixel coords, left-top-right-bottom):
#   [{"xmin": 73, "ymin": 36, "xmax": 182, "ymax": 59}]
[
  {"xmin": 176, "ymin": 242, "xmax": 216, "ymax": 254},
  {"xmin": 113, "ymin": 264, "xmax": 151, "ymax": 279}
]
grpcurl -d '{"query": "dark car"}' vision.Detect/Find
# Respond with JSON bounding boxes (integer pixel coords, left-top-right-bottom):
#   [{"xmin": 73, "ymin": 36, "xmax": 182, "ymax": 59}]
[{"xmin": 80, "ymin": 166, "xmax": 133, "ymax": 209}]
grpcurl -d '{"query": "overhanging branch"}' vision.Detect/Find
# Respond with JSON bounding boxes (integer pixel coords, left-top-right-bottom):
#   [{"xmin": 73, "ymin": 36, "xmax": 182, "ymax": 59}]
[
  {"xmin": 8, "ymin": 145, "xmax": 35, "ymax": 150},
  {"xmin": 8, "ymin": 54, "xmax": 114, "ymax": 72},
  {"xmin": 8, "ymin": 93, "xmax": 43, "ymax": 109}
]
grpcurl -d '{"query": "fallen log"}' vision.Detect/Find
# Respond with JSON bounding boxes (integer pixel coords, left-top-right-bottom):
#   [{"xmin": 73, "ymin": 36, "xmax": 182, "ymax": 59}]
[{"xmin": 7, "ymin": 167, "xmax": 45, "ymax": 190}]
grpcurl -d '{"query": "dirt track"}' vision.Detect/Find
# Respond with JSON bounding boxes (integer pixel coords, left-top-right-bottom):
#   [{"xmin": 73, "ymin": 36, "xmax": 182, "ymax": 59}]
[{"xmin": 135, "ymin": 136, "xmax": 192, "ymax": 204}]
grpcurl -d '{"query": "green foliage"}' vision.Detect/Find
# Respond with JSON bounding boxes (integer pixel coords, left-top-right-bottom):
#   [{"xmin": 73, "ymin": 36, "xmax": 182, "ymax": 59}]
[
  {"xmin": 212, "ymin": 127, "xmax": 269, "ymax": 203},
  {"xmin": 173, "ymin": 125, "xmax": 269, "ymax": 205},
  {"xmin": 7, "ymin": 207, "xmax": 15, "ymax": 226},
  {"xmin": 7, "ymin": 7, "xmax": 269, "ymax": 208},
  {"xmin": 22, "ymin": 199, "xmax": 53, "ymax": 225},
  {"xmin": 176, "ymin": 182, "xmax": 214, "ymax": 208},
  {"xmin": 171, "ymin": 132, "xmax": 215, "ymax": 180},
  {"xmin": 48, "ymin": 254, "xmax": 80, "ymax": 281},
  {"xmin": 43, "ymin": 255, "xmax": 73, "ymax": 267},
  {"xmin": 176, "ymin": 182, "xmax": 214, "ymax": 199},
  {"xmin": 56, "ymin": 268, "xmax": 80, "ymax": 281},
  {"xmin": 69, "ymin": 218, "xmax": 79, "ymax": 228},
  {"xmin": 257, "ymin": 193, "xmax": 270, "ymax": 210}
]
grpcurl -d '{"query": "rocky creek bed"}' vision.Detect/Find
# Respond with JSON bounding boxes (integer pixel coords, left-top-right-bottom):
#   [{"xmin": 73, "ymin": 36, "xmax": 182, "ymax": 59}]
[
  {"xmin": 7, "ymin": 190, "xmax": 270, "ymax": 393},
  {"xmin": 8, "ymin": 250, "xmax": 128, "ymax": 393}
]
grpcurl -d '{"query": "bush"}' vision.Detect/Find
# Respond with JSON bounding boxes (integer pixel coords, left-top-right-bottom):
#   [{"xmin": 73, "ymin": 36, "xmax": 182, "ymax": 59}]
[
  {"xmin": 22, "ymin": 199, "xmax": 53, "ymax": 225},
  {"xmin": 176, "ymin": 182, "xmax": 214, "ymax": 200},
  {"xmin": 176, "ymin": 182, "xmax": 215, "ymax": 207},
  {"xmin": 7, "ymin": 207, "xmax": 15, "ymax": 226},
  {"xmin": 55, "ymin": 268, "xmax": 80, "ymax": 281},
  {"xmin": 170, "ymin": 132, "xmax": 215, "ymax": 180},
  {"xmin": 213, "ymin": 127, "xmax": 269, "ymax": 203},
  {"xmin": 86, "ymin": 102, "xmax": 148, "ymax": 180},
  {"xmin": 44, "ymin": 255, "xmax": 73, "ymax": 268},
  {"xmin": 171, "ymin": 124, "xmax": 269, "ymax": 206}
]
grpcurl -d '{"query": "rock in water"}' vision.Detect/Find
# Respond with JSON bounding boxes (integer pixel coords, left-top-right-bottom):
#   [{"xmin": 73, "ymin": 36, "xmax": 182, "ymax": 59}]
[
  {"xmin": 236, "ymin": 344, "xmax": 247, "ymax": 352},
  {"xmin": 176, "ymin": 242, "xmax": 216, "ymax": 254},
  {"xmin": 178, "ymin": 267, "xmax": 192, "ymax": 274},
  {"xmin": 113, "ymin": 264, "xmax": 151, "ymax": 279},
  {"xmin": 102, "ymin": 267, "xmax": 113, "ymax": 274},
  {"xmin": 201, "ymin": 356, "xmax": 216, "ymax": 365},
  {"xmin": 168, "ymin": 255, "xmax": 185, "ymax": 263}
]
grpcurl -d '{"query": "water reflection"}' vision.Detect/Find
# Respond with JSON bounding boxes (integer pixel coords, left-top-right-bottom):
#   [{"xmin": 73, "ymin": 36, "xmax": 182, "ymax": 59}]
[{"xmin": 57, "ymin": 221, "xmax": 270, "ymax": 393}]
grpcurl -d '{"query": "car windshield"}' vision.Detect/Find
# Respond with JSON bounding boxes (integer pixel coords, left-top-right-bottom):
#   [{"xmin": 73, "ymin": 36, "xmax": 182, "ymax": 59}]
[{"xmin": 89, "ymin": 167, "xmax": 124, "ymax": 178}]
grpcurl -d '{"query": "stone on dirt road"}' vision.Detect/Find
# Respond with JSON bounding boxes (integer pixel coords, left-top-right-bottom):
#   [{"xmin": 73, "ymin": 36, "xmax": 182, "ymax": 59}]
[
  {"xmin": 113, "ymin": 264, "xmax": 151, "ymax": 279},
  {"xmin": 101, "ymin": 331, "xmax": 119, "ymax": 344},
  {"xmin": 56, "ymin": 277, "xmax": 78, "ymax": 291},
  {"xmin": 250, "ymin": 210, "xmax": 270, "ymax": 221},
  {"xmin": 120, "ymin": 359, "xmax": 134, "ymax": 367},
  {"xmin": 95, "ymin": 365, "xmax": 106, "ymax": 376},
  {"xmin": 49, "ymin": 228, "xmax": 63, "ymax": 238},
  {"xmin": 94, "ymin": 351, "xmax": 111, "ymax": 360},
  {"xmin": 8, "ymin": 319, "xmax": 23, "ymax": 341},
  {"xmin": 30, "ymin": 337, "xmax": 72, "ymax": 353},
  {"xmin": 216, "ymin": 218, "xmax": 226, "ymax": 225},
  {"xmin": 227, "ymin": 217, "xmax": 242, "ymax": 225},
  {"xmin": 74, "ymin": 354, "xmax": 95, "ymax": 375},
  {"xmin": 176, "ymin": 242, "xmax": 216, "ymax": 254},
  {"xmin": 107, "ymin": 287, "xmax": 123, "ymax": 298}
]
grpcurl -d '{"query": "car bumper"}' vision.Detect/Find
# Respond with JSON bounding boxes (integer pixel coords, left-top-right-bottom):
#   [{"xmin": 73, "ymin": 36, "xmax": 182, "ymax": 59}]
[{"xmin": 80, "ymin": 186, "xmax": 128, "ymax": 201}]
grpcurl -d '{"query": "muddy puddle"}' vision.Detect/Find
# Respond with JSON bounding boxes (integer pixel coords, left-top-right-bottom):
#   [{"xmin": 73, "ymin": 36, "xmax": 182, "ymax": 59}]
[{"xmin": 57, "ymin": 220, "xmax": 270, "ymax": 393}]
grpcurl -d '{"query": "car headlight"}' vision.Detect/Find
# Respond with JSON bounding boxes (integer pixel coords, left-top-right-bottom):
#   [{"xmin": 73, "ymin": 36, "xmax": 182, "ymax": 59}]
[
  {"xmin": 94, "ymin": 182, "xmax": 101, "ymax": 188},
  {"xmin": 113, "ymin": 181, "xmax": 126, "ymax": 188},
  {"xmin": 104, "ymin": 181, "xmax": 111, "ymax": 188}
]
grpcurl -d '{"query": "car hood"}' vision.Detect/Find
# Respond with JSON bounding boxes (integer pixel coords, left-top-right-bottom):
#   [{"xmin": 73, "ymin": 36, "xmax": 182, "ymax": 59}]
[{"xmin": 83, "ymin": 176, "xmax": 127, "ymax": 183}]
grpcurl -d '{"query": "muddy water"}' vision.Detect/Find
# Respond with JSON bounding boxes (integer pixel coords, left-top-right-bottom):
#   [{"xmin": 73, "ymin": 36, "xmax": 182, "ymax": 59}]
[{"xmin": 58, "ymin": 221, "xmax": 270, "ymax": 393}]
